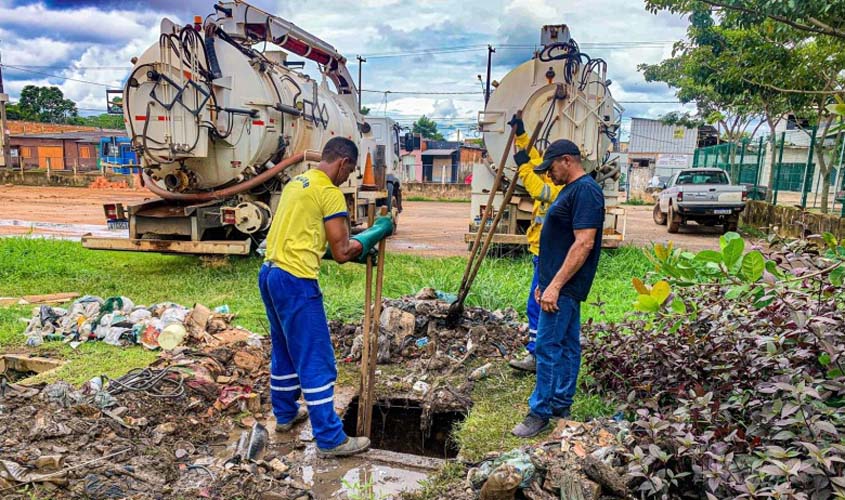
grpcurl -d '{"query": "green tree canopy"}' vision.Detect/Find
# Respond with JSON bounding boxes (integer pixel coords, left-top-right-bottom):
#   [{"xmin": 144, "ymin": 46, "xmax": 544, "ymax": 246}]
[
  {"xmin": 412, "ymin": 115, "xmax": 444, "ymax": 141},
  {"xmin": 14, "ymin": 85, "xmax": 79, "ymax": 123},
  {"xmin": 644, "ymin": 0, "xmax": 845, "ymax": 40}
]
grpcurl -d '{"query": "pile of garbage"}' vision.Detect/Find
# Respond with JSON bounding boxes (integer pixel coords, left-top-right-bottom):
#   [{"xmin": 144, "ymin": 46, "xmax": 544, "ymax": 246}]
[
  {"xmin": 22, "ymin": 295, "xmax": 242, "ymax": 351},
  {"xmin": 331, "ymin": 287, "xmax": 528, "ymax": 369},
  {"xmin": 445, "ymin": 418, "xmax": 634, "ymax": 500},
  {"xmin": 1, "ymin": 313, "xmax": 316, "ymax": 499}
]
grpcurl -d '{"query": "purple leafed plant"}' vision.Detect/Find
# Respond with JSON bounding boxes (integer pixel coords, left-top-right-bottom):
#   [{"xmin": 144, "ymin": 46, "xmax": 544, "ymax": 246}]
[{"xmin": 583, "ymin": 232, "xmax": 845, "ymax": 498}]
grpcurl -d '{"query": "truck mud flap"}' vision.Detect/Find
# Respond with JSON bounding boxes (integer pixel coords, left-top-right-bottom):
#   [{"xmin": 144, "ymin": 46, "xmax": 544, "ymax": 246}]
[{"xmin": 81, "ymin": 234, "xmax": 251, "ymax": 255}]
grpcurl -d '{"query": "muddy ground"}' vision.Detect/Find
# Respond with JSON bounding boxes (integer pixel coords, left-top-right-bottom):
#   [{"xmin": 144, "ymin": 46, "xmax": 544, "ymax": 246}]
[{"xmin": 0, "ymin": 185, "xmax": 721, "ymax": 253}]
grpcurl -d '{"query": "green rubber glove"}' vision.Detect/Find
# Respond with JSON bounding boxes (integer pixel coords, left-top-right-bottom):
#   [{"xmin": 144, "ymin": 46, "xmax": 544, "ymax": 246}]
[{"xmin": 351, "ymin": 214, "xmax": 394, "ymax": 263}]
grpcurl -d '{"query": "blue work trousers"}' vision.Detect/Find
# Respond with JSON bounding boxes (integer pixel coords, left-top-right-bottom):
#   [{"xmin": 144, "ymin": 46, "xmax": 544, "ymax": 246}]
[
  {"xmin": 258, "ymin": 263, "xmax": 346, "ymax": 450},
  {"xmin": 525, "ymin": 255, "xmax": 540, "ymax": 354},
  {"xmin": 528, "ymin": 295, "xmax": 581, "ymax": 420}
]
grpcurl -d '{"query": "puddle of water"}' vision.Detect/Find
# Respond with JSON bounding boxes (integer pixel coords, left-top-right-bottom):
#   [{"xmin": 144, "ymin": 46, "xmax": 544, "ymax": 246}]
[
  {"xmin": 0, "ymin": 219, "xmax": 126, "ymax": 241},
  {"xmin": 304, "ymin": 460, "xmax": 428, "ymax": 498}
]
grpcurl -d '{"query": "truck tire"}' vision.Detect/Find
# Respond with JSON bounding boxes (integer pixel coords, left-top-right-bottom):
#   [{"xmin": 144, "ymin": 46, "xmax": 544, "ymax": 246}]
[
  {"xmin": 653, "ymin": 204, "xmax": 667, "ymax": 225},
  {"xmin": 667, "ymin": 205, "xmax": 681, "ymax": 234}
]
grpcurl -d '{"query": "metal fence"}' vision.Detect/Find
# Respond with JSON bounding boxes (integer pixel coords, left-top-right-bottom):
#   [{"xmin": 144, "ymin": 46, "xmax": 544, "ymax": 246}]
[{"xmin": 692, "ymin": 131, "xmax": 845, "ymax": 215}]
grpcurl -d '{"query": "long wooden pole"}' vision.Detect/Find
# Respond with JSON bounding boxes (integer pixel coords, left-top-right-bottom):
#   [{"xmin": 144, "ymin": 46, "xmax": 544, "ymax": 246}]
[
  {"xmin": 457, "ymin": 111, "xmax": 522, "ymax": 291},
  {"xmin": 450, "ymin": 118, "xmax": 543, "ymax": 319},
  {"xmin": 357, "ymin": 202, "xmax": 376, "ymax": 437},
  {"xmin": 361, "ymin": 207, "xmax": 388, "ymax": 436}
]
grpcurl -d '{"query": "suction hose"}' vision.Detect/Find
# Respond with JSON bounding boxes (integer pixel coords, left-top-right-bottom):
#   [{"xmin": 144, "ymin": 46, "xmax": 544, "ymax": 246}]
[{"xmin": 141, "ymin": 151, "xmax": 322, "ymax": 202}]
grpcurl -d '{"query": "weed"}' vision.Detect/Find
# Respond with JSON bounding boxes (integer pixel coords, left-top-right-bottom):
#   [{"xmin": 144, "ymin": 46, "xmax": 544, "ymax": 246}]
[{"xmin": 622, "ymin": 197, "xmax": 651, "ymax": 206}]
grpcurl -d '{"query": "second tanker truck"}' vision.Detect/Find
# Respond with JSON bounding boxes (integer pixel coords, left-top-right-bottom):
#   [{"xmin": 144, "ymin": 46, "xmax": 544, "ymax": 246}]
[{"xmin": 472, "ymin": 25, "xmax": 626, "ymax": 248}]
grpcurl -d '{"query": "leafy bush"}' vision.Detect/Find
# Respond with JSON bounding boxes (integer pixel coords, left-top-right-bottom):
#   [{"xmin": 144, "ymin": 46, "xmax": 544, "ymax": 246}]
[{"xmin": 583, "ymin": 232, "xmax": 845, "ymax": 498}]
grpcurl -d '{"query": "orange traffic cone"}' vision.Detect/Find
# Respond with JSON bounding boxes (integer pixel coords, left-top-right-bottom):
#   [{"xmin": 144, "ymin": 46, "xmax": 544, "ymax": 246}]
[{"xmin": 361, "ymin": 151, "xmax": 376, "ymax": 190}]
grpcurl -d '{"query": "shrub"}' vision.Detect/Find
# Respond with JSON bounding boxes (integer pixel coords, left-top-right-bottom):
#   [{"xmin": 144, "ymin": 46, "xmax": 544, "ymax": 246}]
[{"xmin": 583, "ymin": 233, "xmax": 845, "ymax": 498}]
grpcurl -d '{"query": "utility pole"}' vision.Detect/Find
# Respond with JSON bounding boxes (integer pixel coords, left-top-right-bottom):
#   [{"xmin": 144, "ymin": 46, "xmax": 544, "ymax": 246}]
[
  {"xmin": 484, "ymin": 45, "xmax": 495, "ymax": 107},
  {"xmin": 356, "ymin": 55, "xmax": 366, "ymax": 114},
  {"xmin": 0, "ymin": 45, "xmax": 9, "ymax": 169}
]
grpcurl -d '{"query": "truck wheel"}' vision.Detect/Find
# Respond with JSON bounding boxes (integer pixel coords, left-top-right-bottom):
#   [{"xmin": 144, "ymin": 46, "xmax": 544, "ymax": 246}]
[
  {"xmin": 667, "ymin": 205, "xmax": 681, "ymax": 234},
  {"xmin": 391, "ymin": 199, "xmax": 400, "ymax": 235},
  {"xmin": 653, "ymin": 204, "xmax": 667, "ymax": 225}
]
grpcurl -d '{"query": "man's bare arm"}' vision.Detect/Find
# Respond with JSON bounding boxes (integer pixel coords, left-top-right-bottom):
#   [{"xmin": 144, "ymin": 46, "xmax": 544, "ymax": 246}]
[
  {"xmin": 324, "ymin": 217, "xmax": 363, "ymax": 263},
  {"xmin": 539, "ymin": 228, "xmax": 597, "ymax": 312}
]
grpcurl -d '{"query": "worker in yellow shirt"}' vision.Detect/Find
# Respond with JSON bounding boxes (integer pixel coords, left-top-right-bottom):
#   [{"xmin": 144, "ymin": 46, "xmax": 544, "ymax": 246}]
[
  {"xmin": 259, "ymin": 137, "xmax": 393, "ymax": 457},
  {"xmin": 507, "ymin": 115, "xmax": 564, "ymax": 372}
]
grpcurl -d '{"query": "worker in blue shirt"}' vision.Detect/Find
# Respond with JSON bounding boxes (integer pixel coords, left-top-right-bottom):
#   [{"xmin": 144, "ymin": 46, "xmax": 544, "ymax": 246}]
[{"xmin": 511, "ymin": 139, "xmax": 605, "ymax": 438}]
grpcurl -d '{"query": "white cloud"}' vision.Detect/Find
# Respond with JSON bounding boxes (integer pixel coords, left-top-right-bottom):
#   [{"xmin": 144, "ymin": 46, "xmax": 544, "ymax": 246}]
[{"xmin": 2, "ymin": 0, "xmax": 692, "ymax": 134}]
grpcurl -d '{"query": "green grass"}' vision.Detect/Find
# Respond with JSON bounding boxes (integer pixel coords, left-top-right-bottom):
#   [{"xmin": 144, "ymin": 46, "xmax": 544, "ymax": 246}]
[
  {"xmin": 622, "ymin": 197, "xmax": 651, "ymax": 206},
  {"xmin": 0, "ymin": 237, "xmax": 651, "ymax": 495},
  {"xmin": 453, "ymin": 362, "xmax": 614, "ymax": 462}
]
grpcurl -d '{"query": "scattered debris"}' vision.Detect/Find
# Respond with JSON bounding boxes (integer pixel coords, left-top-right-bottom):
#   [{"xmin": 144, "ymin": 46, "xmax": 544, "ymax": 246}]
[
  {"xmin": 0, "ymin": 292, "xmax": 80, "ymax": 307},
  {"xmin": 20, "ymin": 295, "xmax": 248, "ymax": 351}
]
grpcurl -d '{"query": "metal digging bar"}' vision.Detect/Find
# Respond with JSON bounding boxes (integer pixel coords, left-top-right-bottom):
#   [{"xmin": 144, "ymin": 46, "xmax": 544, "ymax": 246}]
[{"xmin": 447, "ymin": 114, "xmax": 544, "ymax": 325}]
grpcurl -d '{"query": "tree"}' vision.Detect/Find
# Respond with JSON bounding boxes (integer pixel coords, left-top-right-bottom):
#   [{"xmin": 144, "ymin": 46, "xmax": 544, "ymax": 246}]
[
  {"xmin": 412, "ymin": 115, "xmax": 444, "ymax": 141},
  {"xmin": 644, "ymin": 0, "xmax": 845, "ymax": 41},
  {"xmin": 15, "ymin": 85, "xmax": 79, "ymax": 123},
  {"xmin": 360, "ymin": 106, "xmax": 370, "ymax": 116},
  {"xmin": 638, "ymin": 10, "xmax": 764, "ymax": 181},
  {"xmin": 78, "ymin": 113, "xmax": 125, "ymax": 130}
]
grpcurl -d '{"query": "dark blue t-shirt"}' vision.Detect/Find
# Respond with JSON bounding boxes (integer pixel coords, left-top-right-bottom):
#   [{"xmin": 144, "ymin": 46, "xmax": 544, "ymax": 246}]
[{"xmin": 538, "ymin": 174, "xmax": 605, "ymax": 302}]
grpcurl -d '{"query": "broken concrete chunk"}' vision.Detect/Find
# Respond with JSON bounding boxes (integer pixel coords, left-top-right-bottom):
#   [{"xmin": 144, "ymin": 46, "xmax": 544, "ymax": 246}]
[
  {"xmin": 379, "ymin": 306, "xmax": 416, "ymax": 338},
  {"xmin": 415, "ymin": 287, "xmax": 437, "ymax": 300},
  {"xmin": 479, "ymin": 464, "xmax": 521, "ymax": 500}
]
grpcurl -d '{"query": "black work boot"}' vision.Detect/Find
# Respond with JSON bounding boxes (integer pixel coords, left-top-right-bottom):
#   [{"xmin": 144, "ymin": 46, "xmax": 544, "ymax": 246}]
[
  {"xmin": 508, "ymin": 353, "xmax": 536, "ymax": 372},
  {"xmin": 511, "ymin": 412, "xmax": 549, "ymax": 438}
]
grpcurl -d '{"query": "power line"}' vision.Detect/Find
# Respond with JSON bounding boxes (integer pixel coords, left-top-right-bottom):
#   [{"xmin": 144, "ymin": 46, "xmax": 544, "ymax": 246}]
[
  {"xmin": 5, "ymin": 65, "xmax": 130, "ymax": 71},
  {"xmin": 362, "ymin": 89, "xmax": 481, "ymax": 95},
  {"xmin": 0, "ymin": 64, "xmax": 113, "ymax": 87}
]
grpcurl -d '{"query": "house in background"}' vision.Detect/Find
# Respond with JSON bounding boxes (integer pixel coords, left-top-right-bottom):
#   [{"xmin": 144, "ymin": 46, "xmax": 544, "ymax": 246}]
[
  {"xmin": 401, "ymin": 135, "xmax": 485, "ymax": 183},
  {"xmin": 6, "ymin": 120, "xmax": 125, "ymax": 171},
  {"xmin": 626, "ymin": 117, "xmax": 698, "ymax": 197}
]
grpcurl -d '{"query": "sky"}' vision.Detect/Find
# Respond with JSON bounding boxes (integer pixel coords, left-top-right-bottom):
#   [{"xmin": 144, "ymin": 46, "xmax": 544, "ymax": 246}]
[{"xmin": 0, "ymin": 0, "xmax": 696, "ymax": 140}]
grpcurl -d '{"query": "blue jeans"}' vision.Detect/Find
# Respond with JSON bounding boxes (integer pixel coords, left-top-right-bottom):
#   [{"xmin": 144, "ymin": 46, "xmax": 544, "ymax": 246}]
[
  {"xmin": 258, "ymin": 263, "xmax": 346, "ymax": 450},
  {"xmin": 528, "ymin": 295, "xmax": 581, "ymax": 420},
  {"xmin": 525, "ymin": 255, "xmax": 540, "ymax": 354}
]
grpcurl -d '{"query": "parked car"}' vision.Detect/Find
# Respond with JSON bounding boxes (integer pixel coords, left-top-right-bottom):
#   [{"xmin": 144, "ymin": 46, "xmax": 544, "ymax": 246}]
[{"xmin": 653, "ymin": 168, "xmax": 747, "ymax": 234}]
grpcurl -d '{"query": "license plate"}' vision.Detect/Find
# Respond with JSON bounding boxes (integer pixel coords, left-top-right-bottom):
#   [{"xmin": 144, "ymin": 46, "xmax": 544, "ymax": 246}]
[{"xmin": 714, "ymin": 209, "xmax": 732, "ymax": 215}]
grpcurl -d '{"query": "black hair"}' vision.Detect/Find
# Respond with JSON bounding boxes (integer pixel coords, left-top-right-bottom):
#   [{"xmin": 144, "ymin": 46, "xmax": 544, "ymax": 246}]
[{"xmin": 322, "ymin": 137, "xmax": 358, "ymax": 164}]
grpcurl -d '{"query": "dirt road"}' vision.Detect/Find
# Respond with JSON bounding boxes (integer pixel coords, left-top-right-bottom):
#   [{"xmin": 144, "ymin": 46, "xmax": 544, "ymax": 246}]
[{"xmin": 0, "ymin": 185, "xmax": 720, "ymax": 253}]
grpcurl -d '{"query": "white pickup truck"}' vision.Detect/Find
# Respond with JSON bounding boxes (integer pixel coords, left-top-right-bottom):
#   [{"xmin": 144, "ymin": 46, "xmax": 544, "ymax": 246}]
[{"xmin": 652, "ymin": 168, "xmax": 747, "ymax": 234}]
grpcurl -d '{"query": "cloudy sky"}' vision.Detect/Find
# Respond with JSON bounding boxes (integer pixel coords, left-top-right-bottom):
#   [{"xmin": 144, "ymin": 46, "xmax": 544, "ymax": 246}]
[{"xmin": 0, "ymin": 0, "xmax": 695, "ymax": 139}]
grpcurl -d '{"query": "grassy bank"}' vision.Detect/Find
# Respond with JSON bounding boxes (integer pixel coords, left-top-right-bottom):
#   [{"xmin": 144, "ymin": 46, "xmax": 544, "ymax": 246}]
[
  {"xmin": 0, "ymin": 238, "xmax": 649, "ymax": 468},
  {"xmin": 0, "ymin": 238, "xmax": 648, "ymax": 350}
]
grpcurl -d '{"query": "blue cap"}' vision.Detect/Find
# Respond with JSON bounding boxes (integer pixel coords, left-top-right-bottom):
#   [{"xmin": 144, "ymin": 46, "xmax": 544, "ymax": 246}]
[{"xmin": 534, "ymin": 139, "xmax": 581, "ymax": 173}]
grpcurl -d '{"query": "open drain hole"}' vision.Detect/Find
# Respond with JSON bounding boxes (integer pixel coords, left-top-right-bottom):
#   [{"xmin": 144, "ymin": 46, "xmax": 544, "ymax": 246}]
[{"xmin": 342, "ymin": 397, "xmax": 466, "ymax": 459}]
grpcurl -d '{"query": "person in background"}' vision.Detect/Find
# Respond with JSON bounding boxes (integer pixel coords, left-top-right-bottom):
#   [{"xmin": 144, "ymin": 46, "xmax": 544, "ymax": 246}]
[{"xmin": 507, "ymin": 115, "xmax": 564, "ymax": 373}]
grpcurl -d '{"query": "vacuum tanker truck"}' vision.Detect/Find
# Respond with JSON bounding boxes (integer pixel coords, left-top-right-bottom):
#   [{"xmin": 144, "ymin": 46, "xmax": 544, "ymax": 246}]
[
  {"xmin": 472, "ymin": 25, "xmax": 626, "ymax": 248},
  {"xmin": 83, "ymin": 1, "xmax": 401, "ymax": 255}
]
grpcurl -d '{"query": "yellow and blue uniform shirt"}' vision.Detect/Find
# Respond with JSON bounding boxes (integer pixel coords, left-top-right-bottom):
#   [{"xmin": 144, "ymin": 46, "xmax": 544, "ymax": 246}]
[
  {"xmin": 514, "ymin": 132, "xmax": 564, "ymax": 256},
  {"xmin": 264, "ymin": 168, "xmax": 348, "ymax": 279}
]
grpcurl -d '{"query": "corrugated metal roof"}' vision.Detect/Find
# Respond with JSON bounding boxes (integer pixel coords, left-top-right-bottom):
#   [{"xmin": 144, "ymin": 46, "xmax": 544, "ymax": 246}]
[
  {"xmin": 11, "ymin": 130, "xmax": 125, "ymax": 141},
  {"xmin": 628, "ymin": 117, "xmax": 698, "ymax": 154},
  {"xmin": 421, "ymin": 148, "xmax": 458, "ymax": 156}
]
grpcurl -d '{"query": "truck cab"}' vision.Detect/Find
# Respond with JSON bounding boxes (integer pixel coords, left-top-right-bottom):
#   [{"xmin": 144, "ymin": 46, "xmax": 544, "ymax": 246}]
[{"xmin": 654, "ymin": 168, "xmax": 747, "ymax": 234}]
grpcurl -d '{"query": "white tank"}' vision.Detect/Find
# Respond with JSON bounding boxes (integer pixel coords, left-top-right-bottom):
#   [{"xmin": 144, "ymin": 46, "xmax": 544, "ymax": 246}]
[
  {"xmin": 473, "ymin": 25, "xmax": 625, "ymax": 242},
  {"xmin": 124, "ymin": 18, "xmax": 366, "ymax": 192}
]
